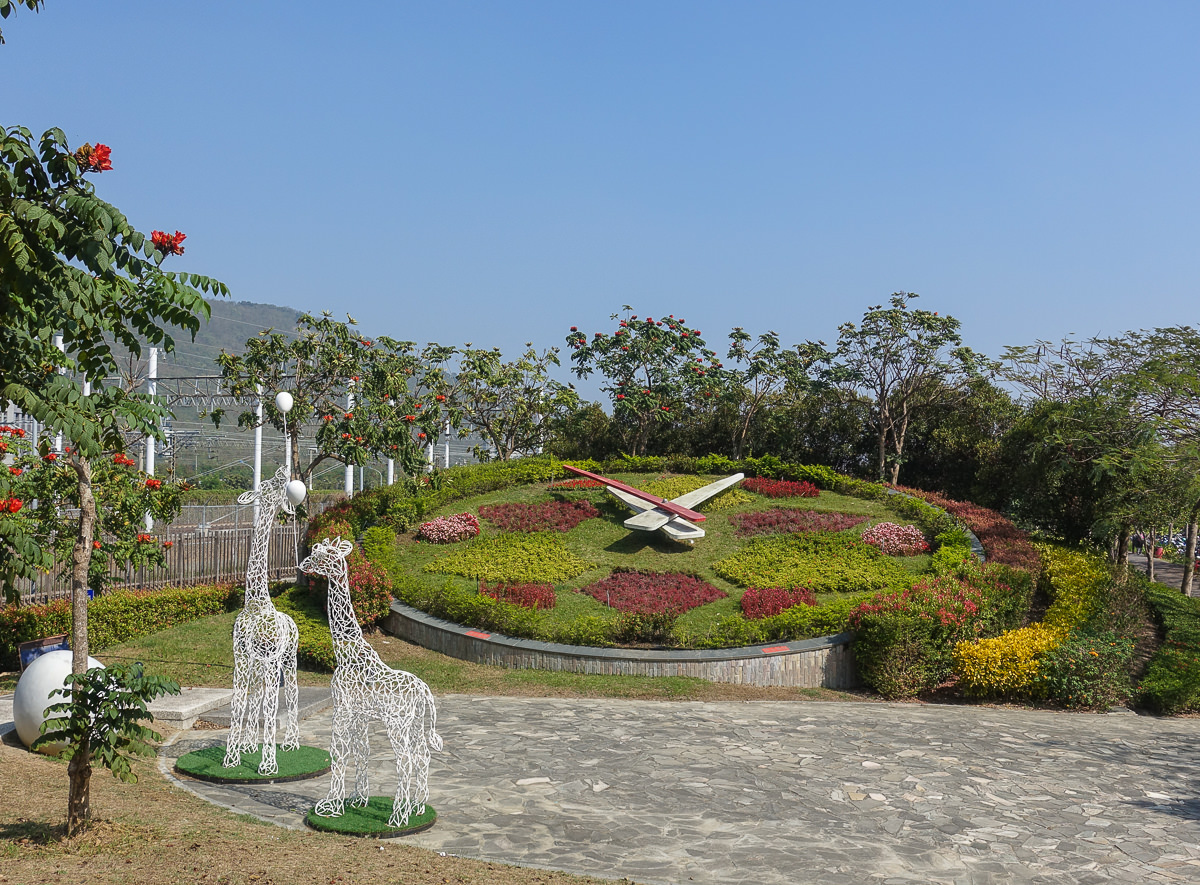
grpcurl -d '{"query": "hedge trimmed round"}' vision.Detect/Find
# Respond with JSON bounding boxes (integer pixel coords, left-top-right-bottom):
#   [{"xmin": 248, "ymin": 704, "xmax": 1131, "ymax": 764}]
[
  {"xmin": 305, "ymin": 797, "xmax": 437, "ymax": 837},
  {"xmin": 174, "ymin": 744, "xmax": 331, "ymax": 784}
]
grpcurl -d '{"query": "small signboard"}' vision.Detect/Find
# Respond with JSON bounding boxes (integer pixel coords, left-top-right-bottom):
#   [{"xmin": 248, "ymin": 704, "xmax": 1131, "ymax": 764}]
[{"xmin": 18, "ymin": 634, "xmax": 70, "ymax": 671}]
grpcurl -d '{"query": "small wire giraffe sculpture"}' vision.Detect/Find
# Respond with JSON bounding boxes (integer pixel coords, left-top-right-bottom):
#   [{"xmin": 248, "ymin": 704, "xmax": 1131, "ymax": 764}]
[
  {"xmin": 300, "ymin": 537, "xmax": 442, "ymax": 827},
  {"xmin": 223, "ymin": 465, "xmax": 301, "ymax": 775}
]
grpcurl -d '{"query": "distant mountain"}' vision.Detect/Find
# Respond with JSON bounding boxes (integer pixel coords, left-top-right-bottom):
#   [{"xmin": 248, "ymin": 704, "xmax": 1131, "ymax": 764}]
[{"xmin": 154, "ymin": 299, "xmax": 304, "ymax": 378}]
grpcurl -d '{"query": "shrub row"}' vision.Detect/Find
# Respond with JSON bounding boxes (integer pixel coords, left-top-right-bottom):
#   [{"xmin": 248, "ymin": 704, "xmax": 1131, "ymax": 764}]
[
  {"xmin": 741, "ymin": 477, "xmax": 820, "ymax": 498},
  {"xmin": 1139, "ymin": 581, "xmax": 1200, "ymax": 714},
  {"xmin": 0, "ymin": 583, "xmax": 242, "ymax": 669}
]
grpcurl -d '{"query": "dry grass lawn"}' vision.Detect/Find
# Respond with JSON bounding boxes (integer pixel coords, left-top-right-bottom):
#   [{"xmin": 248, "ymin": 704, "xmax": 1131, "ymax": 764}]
[{"xmin": 0, "ymin": 730, "xmax": 624, "ymax": 885}]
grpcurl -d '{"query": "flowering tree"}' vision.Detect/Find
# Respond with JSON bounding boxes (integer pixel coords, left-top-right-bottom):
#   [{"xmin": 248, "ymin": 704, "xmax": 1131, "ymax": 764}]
[
  {"xmin": 454, "ymin": 344, "xmax": 578, "ymax": 461},
  {"xmin": 566, "ymin": 308, "xmax": 726, "ymax": 456},
  {"xmin": 0, "ymin": 127, "xmax": 225, "ymax": 834}
]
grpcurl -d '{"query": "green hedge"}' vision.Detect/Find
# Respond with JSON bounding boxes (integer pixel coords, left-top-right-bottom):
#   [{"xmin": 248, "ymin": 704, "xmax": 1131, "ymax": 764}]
[
  {"xmin": 1139, "ymin": 582, "xmax": 1200, "ymax": 714},
  {"xmin": 0, "ymin": 583, "xmax": 242, "ymax": 670},
  {"xmin": 275, "ymin": 585, "xmax": 337, "ymax": 671}
]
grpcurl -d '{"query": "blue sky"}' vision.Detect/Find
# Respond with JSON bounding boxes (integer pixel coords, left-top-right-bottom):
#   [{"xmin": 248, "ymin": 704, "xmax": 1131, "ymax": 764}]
[{"xmin": 5, "ymin": 2, "xmax": 1199, "ymax": 398}]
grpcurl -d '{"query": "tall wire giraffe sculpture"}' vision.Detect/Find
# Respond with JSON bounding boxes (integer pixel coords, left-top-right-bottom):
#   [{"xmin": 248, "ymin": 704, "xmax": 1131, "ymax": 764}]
[
  {"xmin": 300, "ymin": 537, "xmax": 442, "ymax": 827},
  {"xmin": 223, "ymin": 465, "xmax": 301, "ymax": 775}
]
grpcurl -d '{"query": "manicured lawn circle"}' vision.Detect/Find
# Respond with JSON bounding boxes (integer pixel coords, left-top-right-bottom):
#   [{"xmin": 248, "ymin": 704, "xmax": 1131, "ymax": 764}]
[
  {"xmin": 305, "ymin": 797, "xmax": 437, "ymax": 837},
  {"xmin": 174, "ymin": 744, "xmax": 331, "ymax": 783}
]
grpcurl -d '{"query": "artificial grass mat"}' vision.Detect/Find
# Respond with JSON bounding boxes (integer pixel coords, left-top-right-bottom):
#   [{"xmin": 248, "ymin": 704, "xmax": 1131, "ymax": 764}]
[
  {"xmin": 175, "ymin": 744, "xmax": 331, "ymax": 783},
  {"xmin": 305, "ymin": 797, "xmax": 437, "ymax": 837}
]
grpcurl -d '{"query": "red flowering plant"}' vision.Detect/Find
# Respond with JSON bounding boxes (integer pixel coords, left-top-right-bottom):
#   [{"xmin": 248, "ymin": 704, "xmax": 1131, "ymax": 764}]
[
  {"xmin": 565, "ymin": 307, "xmax": 729, "ymax": 456},
  {"xmin": 548, "ymin": 478, "xmax": 605, "ymax": 491},
  {"xmin": 150, "ymin": 229, "xmax": 186, "ymax": 256},
  {"xmin": 0, "ymin": 430, "xmax": 185, "ymax": 600},
  {"xmin": 578, "ymin": 569, "xmax": 724, "ymax": 616},
  {"xmin": 479, "ymin": 500, "xmax": 599, "ymax": 533},
  {"xmin": 729, "ymin": 509, "xmax": 866, "ymax": 539},
  {"xmin": 480, "ymin": 581, "xmax": 557, "ymax": 610},
  {"xmin": 740, "ymin": 586, "xmax": 817, "ymax": 620},
  {"xmin": 742, "ymin": 477, "xmax": 820, "ymax": 499},
  {"xmin": 861, "ymin": 522, "xmax": 930, "ymax": 556}
]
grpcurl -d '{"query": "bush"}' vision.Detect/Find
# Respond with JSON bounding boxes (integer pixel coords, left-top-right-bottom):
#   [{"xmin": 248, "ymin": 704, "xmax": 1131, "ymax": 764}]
[
  {"xmin": 361, "ymin": 525, "xmax": 397, "ymax": 573},
  {"xmin": 416, "ymin": 512, "xmax": 481, "ymax": 544},
  {"xmin": 1138, "ymin": 583, "xmax": 1200, "ymax": 714},
  {"xmin": 742, "ymin": 477, "xmax": 820, "ymax": 499},
  {"xmin": 275, "ymin": 585, "xmax": 337, "ymax": 670},
  {"xmin": 953, "ymin": 624, "xmax": 1063, "ymax": 697},
  {"xmin": 850, "ymin": 574, "xmax": 1004, "ymax": 698},
  {"xmin": 740, "ymin": 586, "xmax": 816, "ymax": 620},
  {"xmin": 578, "ymin": 569, "xmax": 724, "ymax": 615},
  {"xmin": 1034, "ymin": 630, "xmax": 1133, "ymax": 709},
  {"xmin": 612, "ymin": 611, "xmax": 678, "ymax": 645},
  {"xmin": 714, "ymin": 532, "xmax": 911, "ymax": 595},
  {"xmin": 1036, "ymin": 544, "xmax": 1109, "ymax": 633},
  {"xmin": 729, "ymin": 509, "xmax": 867, "ymax": 539},
  {"xmin": 480, "ymin": 581, "xmax": 557, "ymax": 610},
  {"xmin": 688, "ymin": 593, "xmax": 870, "ymax": 649},
  {"xmin": 0, "ymin": 583, "xmax": 241, "ymax": 669},
  {"xmin": 393, "ymin": 574, "xmax": 547, "ymax": 641},
  {"xmin": 479, "ymin": 500, "xmax": 600, "ymax": 533},
  {"xmin": 424, "ymin": 533, "xmax": 593, "ymax": 584},
  {"xmin": 862, "ymin": 522, "xmax": 930, "ymax": 556},
  {"xmin": 346, "ymin": 552, "xmax": 393, "ymax": 628}
]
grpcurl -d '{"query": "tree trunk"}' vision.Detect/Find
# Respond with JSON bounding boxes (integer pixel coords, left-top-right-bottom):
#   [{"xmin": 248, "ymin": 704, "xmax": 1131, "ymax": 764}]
[
  {"xmin": 1182, "ymin": 517, "xmax": 1198, "ymax": 596},
  {"xmin": 70, "ymin": 456, "xmax": 96, "ymax": 673},
  {"xmin": 875, "ymin": 428, "xmax": 887, "ymax": 482},
  {"xmin": 1147, "ymin": 527, "xmax": 1156, "ymax": 582},
  {"xmin": 67, "ymin": 456, "xmax": 97, "ymax": 835},
  {"xmin": 1115, "ymin": 524, "xmax": 1131, "ymax": 567},
  {"xmin": 66, "ymin": 732, "xmax": 92, "ymax": 836}
]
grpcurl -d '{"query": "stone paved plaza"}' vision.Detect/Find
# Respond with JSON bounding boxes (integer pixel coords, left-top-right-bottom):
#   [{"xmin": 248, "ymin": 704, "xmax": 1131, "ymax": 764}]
[{"xmin": 159, "ymin": 696, "xmax": 1200, "ymax": 884}]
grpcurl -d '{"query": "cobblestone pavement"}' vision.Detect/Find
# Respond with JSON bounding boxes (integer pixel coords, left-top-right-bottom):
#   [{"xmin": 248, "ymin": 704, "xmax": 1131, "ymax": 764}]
[{"xmin": 159, "ymin": 696, "xmax": 1200, "ymax": 885}]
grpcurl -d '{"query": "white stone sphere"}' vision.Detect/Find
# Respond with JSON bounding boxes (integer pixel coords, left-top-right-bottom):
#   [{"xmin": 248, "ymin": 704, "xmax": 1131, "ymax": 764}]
[
  {"xmin": 274, "ymin": 391, "xmax": 294, "ymax": 414},
  {"xmin": 13, "ymin": 650, "xmax": 103, "ymax": 753},
  {"xmin": 285, "ymin": 479, "xmax": 308, "ymax": 507}
]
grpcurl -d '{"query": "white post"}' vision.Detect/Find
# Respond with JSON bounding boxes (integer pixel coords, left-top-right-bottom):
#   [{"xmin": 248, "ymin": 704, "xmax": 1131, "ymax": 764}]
[
  {"xmin": 443, "ymin": 419, "xmax": 450, "ymax": 468},
  {"xmin": 426, "ymin": 439, "xmax": 434, "ymax": 472},
  {"xmin": 344, "ymin": 389, "xmax": 354, "ymax": 497},
  {"xmin": 387, "ymin": 458, "xmax": 394, "ymax": 485},
  {"xmin": 144, "ymin": 347, "xmax": 158, "ymax": 532},
  {"xmin": 53, "ymin": 335, "xmax": 65, "ymax": 454},
  {"xmin": 253, "ymin": 387, "xmax": 263, "ymax": 524}
]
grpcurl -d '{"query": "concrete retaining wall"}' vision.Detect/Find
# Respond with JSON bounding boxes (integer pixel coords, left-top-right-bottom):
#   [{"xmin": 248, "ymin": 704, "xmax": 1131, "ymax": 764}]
[{"xmin": 382, "ymin": 601, "xmax": 859, "ymax": 689}]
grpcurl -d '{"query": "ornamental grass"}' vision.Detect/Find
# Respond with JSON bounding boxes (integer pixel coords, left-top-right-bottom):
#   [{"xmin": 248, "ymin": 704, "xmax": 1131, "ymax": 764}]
[
  {"xmin": 728, "ymin": 508, "xmax": 867, "ymax": 539},
  {"xmin": 578, "ymin": 569, "xmax": 725, "ymax": 616},
  {"xmin": 479, "ymin": 500, "xmax": 600, "ymax": 533}
]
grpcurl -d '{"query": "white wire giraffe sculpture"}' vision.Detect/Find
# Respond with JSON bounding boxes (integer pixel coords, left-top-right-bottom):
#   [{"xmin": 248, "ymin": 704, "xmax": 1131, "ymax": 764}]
[
  {"xmin": 300, "ymin": 537, "xmax": 442, "ymax": 828},
  {"xmin": 223, "ymin": 465, "xmax": 301, "ymax": 775}
]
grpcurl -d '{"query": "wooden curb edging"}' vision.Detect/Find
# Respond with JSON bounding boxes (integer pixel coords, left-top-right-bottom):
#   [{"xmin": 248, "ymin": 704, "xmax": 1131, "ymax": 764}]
[{"xmin": 381, "ymin": 601, "xmax": 859, "ymax": 689}]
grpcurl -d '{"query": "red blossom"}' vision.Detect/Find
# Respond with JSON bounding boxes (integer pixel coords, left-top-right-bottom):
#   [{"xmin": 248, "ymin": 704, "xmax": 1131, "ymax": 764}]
[
  {"xmin": 151, "ymin": 230, "xmax": 187, "ymax": 255},
  {"xmin": 5, "ymin": 498, "xmax": 22, "ymax": 513},
  {"xmin": 163, "ymin": 541, "xmax": 173, "ymax": 549},
  {"xmin": 9, "ymin": 467, "xmax": 20, "ymax": 476},
  {"xmin": 93, "ymin": 540, "xmax": 102, "ymax": 549},
  {"xmin": 435, "ymin": 395, "xmax": 446, "ymax": 402},
  {"xmin": 43, "ymin": 453, "xmax": 57, "ymax": 462},
  {"xmin": 145, "ymin": 478, "xmax": 162, "ymax": 490}
]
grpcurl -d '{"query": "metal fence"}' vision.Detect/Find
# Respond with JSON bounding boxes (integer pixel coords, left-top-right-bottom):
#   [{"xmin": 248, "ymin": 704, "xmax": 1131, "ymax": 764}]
[{"xmin": 20, "ymin": 519, "xmax": 309, "ymax": 605}]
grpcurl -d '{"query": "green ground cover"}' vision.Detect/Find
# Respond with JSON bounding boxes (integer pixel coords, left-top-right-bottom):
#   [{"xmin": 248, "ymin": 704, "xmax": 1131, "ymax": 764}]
[{"xmin": 389, "ymin": 473, "xmax": 938, "ymax": 647}]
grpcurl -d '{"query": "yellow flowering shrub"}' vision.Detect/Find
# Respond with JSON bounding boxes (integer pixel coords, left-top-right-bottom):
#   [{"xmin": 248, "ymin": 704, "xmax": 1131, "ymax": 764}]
[
  {"xmin": 953, "ymin": 624, "xmax": 1065, "ymax": 696},
  {"xmin": 1036, "ymin": 544, "xmax": 1109, "ymax": 632},
  {"xmin": 952, "ymin": 545, "xmax": 1111, "ymax": 698}
]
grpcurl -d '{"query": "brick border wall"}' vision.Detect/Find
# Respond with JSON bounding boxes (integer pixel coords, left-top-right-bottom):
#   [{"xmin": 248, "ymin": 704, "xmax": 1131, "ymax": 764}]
[{"xmin": 382, "ymin": 601, "xmax": 859, "ymax": 689}]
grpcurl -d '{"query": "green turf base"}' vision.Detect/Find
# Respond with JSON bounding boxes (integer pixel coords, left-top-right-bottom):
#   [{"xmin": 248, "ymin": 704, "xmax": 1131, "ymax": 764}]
[
  {"xmin": 174, "ymin": 744, "xmax": 331, "ymax": 784},
  {"xmin": 305, "ymin": 798, "xmax": 437, "ymax": 837}
]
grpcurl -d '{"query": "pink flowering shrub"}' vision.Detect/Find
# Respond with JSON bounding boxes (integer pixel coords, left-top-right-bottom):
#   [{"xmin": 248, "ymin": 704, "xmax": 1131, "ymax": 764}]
[
  {"xmin": 729, "ymin": 508, "xmax": 867, "ymax": 538},
  {"xmin": 862, "ymin": 522, "xmax": 930, "ymax": 556},
  {"xmin": 579, "ymin": 569, "xmax": 725, "ymax": 615},
  {"xmin": 740, "ymin": 586, "xmax": 817, "ymax": 620},
  {"xmin": 743, "ymin": 477, "xmax": 820, "ymax": 498},
  {"xmin": 480, "ymin": 581, "xmax": 557, "ymax": 610},
  {"xmin": 479, "ymin": 500, "xmax": 600, "ymax": 533},
  {"xmin": 416, "ymin": 512, "xmax": 481, "ymax": 544}
]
